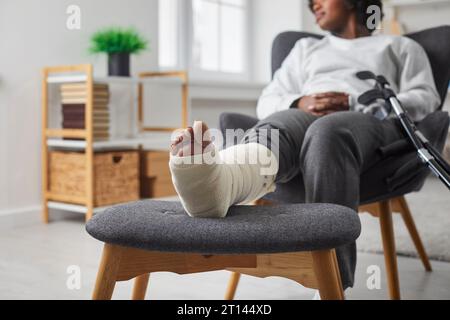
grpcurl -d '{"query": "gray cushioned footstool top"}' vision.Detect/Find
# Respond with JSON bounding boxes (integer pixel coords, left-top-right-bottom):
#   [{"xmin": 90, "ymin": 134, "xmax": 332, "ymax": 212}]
[{"xmin": 86, "ymin": 200, "xmax": 361, "ymax": 255}]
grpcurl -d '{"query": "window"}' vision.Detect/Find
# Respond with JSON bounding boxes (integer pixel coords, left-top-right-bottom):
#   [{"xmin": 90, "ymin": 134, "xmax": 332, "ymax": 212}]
[
  {"xmin": 158, "ymin": 0, "xmax": 250, "ymax": 81},
  {"xmin": 192, "ymin": 0, "xmax": 247, "ymax": 74}
]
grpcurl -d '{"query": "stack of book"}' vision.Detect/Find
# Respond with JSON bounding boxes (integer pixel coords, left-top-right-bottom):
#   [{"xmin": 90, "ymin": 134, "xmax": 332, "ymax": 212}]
[{"xmin": 60, "ymin": 83, "xmax": 110, "ymax": 141}]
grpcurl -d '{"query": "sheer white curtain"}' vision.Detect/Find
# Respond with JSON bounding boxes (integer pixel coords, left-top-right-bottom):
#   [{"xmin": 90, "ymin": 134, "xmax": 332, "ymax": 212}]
[{"xmin": 158, "ymin": 0, "xmax": 179, "ymax": 68}]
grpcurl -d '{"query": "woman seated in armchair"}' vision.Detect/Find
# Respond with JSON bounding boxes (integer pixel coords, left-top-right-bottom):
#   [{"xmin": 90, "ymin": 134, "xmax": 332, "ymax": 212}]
[{"xmin": 168, "ymin": 0, "xmax": 440, "ymax": 289}]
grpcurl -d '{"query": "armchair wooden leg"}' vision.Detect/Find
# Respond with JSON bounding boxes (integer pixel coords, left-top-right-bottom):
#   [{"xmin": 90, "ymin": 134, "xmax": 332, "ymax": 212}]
[
  {"xmin": 396, "ymin": 196, "xmax": 432, "ymax": 272},
  {"xmin": 92, "ymin": 244, "xmax": 123, "ymax": 300},
  {"xmin": 132, "ymin": 273, "xmax": 150, "ymax": 300},
  {"xmin": 311, "ymin": 250, "xmax": 345, "ymax": 300},
  {"xmin": 225, "ymin": 272, "xmax": 241, "ymax": 300},
  {"xmin": 379, "ymin": 200, "xmax": 401, "ymax": 300}
]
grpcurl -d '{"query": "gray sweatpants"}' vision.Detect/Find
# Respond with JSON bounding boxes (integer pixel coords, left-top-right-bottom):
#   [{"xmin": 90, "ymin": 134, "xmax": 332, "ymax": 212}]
[
  {"xmin": 242, "ymin": 109, "xmax": 404, "ymax": 288},
  {"xmin": 244, "ymin": 109, "xmax": 404, "ymax": 209}
]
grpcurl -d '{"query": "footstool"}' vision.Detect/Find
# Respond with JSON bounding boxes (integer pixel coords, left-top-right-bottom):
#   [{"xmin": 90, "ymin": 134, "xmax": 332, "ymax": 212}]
[{"xmin": 86, "ymin": 200, "xmax": 361, "ymax": 300}]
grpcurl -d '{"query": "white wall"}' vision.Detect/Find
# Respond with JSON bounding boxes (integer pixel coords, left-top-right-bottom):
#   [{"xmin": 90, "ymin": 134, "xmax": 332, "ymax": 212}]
[
  {"xmin": 251, "ymin": 0, "xmax": 303, "ymax": 82},
  {"xmin": 0, "ymin": 0, "xmax": 158, "ymax": 214}
]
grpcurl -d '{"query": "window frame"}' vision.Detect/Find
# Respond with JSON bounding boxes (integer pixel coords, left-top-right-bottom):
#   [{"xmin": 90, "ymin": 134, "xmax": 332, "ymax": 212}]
[{"xmin": 159, "ymin": 0, "xmax": 253, "ymax": 83}]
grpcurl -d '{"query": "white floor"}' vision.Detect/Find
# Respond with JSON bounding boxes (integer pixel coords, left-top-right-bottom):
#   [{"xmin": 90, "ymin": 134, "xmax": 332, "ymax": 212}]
[{"xmin": 1, "ymin": 211, "xmax": 450, "ymax": 300}]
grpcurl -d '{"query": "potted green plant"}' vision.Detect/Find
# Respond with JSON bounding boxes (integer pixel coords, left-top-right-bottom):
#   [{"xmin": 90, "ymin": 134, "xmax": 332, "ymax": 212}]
[{"xmin": 89, "ymin": 27, "xmax": 148, "ymax": 77}]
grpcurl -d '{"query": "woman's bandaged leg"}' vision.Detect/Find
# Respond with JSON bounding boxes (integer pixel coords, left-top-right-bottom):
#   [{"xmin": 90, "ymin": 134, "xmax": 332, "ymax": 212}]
[{"xmin": 169, "ymin": 123, "xmax": 278, "ymax": 218}]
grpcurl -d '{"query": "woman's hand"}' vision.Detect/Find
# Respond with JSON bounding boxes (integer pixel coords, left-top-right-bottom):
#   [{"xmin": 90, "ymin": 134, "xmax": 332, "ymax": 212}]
[{"xmin": 297, "ymin": 92, "xmax": 350, "ymax": 116}]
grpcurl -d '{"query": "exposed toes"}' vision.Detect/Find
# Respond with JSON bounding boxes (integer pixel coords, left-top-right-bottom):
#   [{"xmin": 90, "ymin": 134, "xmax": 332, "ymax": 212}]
[{"xmin": 170, "ymin": 121, "xmax": 213, "ymax": 157}]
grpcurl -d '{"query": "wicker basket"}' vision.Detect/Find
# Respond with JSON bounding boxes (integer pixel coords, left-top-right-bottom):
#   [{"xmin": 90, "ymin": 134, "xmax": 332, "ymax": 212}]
[
  {"xmin": 49, "ymin": 150, "xmax": 140, "ymax": 206},
  {"xmin": 140, "ymin": 151, "xmax": 176, "ymax": 198}
]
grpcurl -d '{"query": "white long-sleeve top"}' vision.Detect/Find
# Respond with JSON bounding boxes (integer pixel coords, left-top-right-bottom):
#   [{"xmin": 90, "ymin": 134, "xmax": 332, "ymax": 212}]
[{"xmin": 257, "ymin": 33, "xmax": 441, "ymax": 122}]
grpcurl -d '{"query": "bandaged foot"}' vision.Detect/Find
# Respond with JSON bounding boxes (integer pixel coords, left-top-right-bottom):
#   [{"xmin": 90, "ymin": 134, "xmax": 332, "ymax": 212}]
[{"xmin": 170, "ymin": 121, "xmax": 279, "ymax": 218}]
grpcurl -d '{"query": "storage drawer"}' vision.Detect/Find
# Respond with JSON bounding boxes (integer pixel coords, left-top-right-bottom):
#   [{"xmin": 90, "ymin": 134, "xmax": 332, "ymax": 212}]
[
  {"xmin": 49, "ymin": 150, "xmax": 140, "ymax": 206},
  {"xmin": 141, "ymin": 151, "xmax": 176, "ymax": 198}
]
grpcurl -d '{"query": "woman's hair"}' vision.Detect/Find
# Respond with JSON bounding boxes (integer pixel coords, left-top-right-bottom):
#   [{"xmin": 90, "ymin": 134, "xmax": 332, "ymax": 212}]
[{"xmin": 308, "ymin": 0, "xmax": 384, "ymax": 33}]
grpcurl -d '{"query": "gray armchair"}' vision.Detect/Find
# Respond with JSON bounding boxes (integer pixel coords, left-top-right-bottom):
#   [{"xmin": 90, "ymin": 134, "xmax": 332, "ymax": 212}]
[{"xmin": 221, "ymin": 26, "xmax": 450, "ymax": 299}]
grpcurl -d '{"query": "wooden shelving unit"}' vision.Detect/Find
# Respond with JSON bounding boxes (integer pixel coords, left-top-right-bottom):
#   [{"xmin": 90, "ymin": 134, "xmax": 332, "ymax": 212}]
[
  {"xmin": 138, "ymin": 71, "xmax": 189, "ymax": 132},
  {"xmin": 42, "ymin": 65, "xmax": 94, "ymax": 223},
  {"xmin": 41, "ymin": 64, "xmax": 188, "ymax": 223},
  {"xmin": 383, "ymin": 0, "xmax": 450, "ymax": 35}
]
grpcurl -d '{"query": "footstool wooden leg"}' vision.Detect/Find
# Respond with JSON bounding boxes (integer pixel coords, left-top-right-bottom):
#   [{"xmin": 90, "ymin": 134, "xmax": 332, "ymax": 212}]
[
  {"xmin": 92, "ymin": 244, "xmax": 124, "ymax": 300},
  {"xmin": 312, "ymin": 250, "xmax": 345, "ymax": 300},
  {"xmin": 225, "ymin": 272, "xmax": 241, "ymax": 300},
  {"xmin": 132, "ymin": 273, "xmax": 150, "ymax": 300}
]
